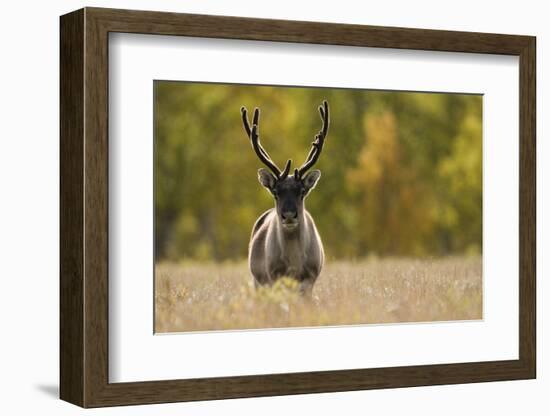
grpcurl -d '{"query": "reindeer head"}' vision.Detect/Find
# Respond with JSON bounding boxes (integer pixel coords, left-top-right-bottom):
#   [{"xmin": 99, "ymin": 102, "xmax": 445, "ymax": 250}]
[{"xmin": 241, "ymin": 101, "xmax": 329, "ymax": 231}]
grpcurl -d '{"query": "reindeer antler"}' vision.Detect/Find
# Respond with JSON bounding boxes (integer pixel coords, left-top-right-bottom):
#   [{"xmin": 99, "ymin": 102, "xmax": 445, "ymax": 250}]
[
  {"xmin": 296, "ymin": 100, "xmax": 329, "ymax": 178},
  {"xmin": 241, "ymin": 106, "xmax": 291, "ymax": 180}
]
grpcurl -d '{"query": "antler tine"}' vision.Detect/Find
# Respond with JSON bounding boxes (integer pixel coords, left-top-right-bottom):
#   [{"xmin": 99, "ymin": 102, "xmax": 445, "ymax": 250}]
[
  {"xmin": 297, "ymin": 100, "xmax": 329, "ymax": 177},
  {"xmin": 240, "ymin": 106, "xmax": 252, "ymax": 137},
  {"xmin": 242, "ymin": 107, "xmax": 270, "ymax": 160},
  {"xmin": 280, "ymin": 159, "xmax": 292, "ymax": 179},
  {"xmin": 241, "ymin": 106, "xmax": 286, "ymax": 178}
]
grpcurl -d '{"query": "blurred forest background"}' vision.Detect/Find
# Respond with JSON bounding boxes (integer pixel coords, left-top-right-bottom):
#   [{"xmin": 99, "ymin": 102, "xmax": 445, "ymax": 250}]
[{"xmin": 154, "ymin": 81, "xmax": 482, "ymax": 262}]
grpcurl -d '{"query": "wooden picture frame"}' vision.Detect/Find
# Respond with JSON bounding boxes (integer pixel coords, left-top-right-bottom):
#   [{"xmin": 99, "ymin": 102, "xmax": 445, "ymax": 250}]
[{"xmin": 60, "ymin": 7, "xmax": 536, "ymax": 408}]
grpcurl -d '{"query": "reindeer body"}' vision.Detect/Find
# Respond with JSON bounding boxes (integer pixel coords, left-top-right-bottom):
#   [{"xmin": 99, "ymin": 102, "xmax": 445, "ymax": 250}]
[
  {"xmin": 249, "ymin": 207, "xmax": 324, "ymax": 294},
  {"xmin": 241, "ymin": 101, "xmax": 330, "ymax": 295}
]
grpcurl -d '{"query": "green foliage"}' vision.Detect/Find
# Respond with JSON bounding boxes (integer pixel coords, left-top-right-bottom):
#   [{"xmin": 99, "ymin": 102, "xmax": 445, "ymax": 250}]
[{"xmin": 155, "ymin": 82, "xmax": 482, "ymax": 261}]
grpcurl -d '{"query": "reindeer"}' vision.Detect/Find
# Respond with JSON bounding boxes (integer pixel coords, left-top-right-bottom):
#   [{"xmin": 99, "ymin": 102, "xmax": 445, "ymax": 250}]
[{"xmin": 240, "ymin": 101, "xmax": 329, "ymax": 296}]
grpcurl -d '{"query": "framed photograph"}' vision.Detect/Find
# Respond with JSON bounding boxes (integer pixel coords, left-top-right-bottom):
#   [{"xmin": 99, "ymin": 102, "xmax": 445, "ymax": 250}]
[{"xmin": 60, "ymin": 7, "xmax": 536, "ymax": 408}]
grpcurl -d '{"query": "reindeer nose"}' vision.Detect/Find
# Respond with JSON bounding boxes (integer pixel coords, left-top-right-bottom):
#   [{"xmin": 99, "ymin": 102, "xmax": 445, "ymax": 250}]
[{"xmin": 282, "ymin": 211, "xmax": 298, "ymax": 221}]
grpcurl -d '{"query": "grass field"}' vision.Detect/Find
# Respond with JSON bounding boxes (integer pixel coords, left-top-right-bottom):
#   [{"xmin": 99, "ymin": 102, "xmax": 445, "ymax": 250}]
[{"xmin": 155, "ymin": 256, "xmax": 482, "ymax": 333}]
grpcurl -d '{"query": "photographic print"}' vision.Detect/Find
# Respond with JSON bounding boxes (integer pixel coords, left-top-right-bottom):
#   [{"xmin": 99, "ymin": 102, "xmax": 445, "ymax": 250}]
[{"xmin": 154, "ymin": 81, "xmax": 482, "ymax": 333}]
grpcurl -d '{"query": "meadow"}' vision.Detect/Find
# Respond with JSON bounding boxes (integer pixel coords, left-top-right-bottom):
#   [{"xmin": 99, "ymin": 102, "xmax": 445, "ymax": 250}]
[{"xmin": 155, "ymin": 256, "xmax": 482, "ymax": 333}]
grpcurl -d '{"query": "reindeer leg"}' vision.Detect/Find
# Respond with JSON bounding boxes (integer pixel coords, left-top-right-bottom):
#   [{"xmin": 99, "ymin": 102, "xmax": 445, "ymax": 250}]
[{"xmin": 299, "ymin": 280, "xmax": 314, "ymax": 297}]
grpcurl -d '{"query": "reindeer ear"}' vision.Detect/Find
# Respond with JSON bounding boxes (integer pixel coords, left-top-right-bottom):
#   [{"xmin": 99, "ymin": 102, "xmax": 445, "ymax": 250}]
[
  {"xmin": 303, "ymin": 169, "xmax": 321, "ymax": 191},
  {"xmin": 258, "ymin": 168, "xmax": 277, "ymax": 190}
]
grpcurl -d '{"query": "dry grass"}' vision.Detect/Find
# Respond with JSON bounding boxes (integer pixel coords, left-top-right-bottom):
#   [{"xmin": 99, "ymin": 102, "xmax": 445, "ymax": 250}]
[{"xmin": 155, "ymin": 256, "xmax": 482, "ymax": 333}]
